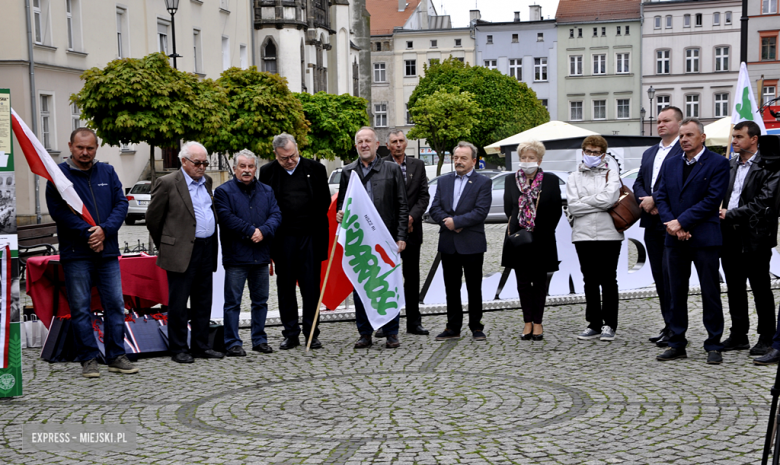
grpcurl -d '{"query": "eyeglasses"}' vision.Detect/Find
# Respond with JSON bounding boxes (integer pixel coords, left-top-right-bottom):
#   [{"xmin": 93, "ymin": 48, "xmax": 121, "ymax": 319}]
[
  {"xmin": 276, "ymin": 152, "xmax": 299, "ymax": 162},
  {"xmin": 184, "ymin": 157, "xmax": 209, "ymax": 167},
  {"xmin": 582, "ymin": 149, "xmax": 603, "ymax": 156}
]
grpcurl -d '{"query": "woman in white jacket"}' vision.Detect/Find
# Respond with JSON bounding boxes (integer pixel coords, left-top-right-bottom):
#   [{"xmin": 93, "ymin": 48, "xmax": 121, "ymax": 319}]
[{"xmin": 566, "ymin": 135, "xmax": 623, "ymax": 342}]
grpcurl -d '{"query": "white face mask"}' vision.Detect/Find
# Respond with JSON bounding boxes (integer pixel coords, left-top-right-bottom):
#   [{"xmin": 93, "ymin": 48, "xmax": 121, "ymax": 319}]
[
  {"xmin": 519, "ymin": 162, "xmax": 539, "ymax": 175},
  {"xmin": 582, "ymin": 154, "xmax": 602, "ymax": 168}
]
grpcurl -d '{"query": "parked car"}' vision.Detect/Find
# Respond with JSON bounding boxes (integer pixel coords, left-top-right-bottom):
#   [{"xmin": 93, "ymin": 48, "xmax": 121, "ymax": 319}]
[
  {"xmin": 125, "ymin": 181, "xmax": 151, "ymax": 225},
  {"xmin": 328, "ymin": 168, "xmax": 342, "ymax": 196},
  {"xmin": 621, "ymin": 168, "xmax": 639, "ymax": 179}
]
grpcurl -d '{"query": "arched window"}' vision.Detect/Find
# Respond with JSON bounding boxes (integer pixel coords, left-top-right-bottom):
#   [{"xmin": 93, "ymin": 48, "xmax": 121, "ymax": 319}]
[{"xmin": 262, "ymin": 38, "xmax": 277, "ymax": 74}]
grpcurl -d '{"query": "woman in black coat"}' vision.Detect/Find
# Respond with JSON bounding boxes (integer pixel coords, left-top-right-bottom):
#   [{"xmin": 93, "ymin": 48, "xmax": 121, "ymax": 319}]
[{"xmin": 501, "ymin": 140, "xmax": 563, "ymax": 341}]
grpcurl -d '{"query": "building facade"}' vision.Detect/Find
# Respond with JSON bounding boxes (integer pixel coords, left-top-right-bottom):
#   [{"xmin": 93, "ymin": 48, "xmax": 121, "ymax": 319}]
[{"xmin": 747, "ymin": 0, "xmax": 780, "ymax": 128}]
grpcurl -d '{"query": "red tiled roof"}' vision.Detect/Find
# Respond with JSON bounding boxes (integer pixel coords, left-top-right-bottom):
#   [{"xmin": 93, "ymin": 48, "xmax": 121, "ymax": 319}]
[
  {"xmin": 367, "ymin": 0, "xmax": 422, "ymax": 35},
  {"xmin": 555, "ymin": 0, "xmax": 641, "ymax": 23}
]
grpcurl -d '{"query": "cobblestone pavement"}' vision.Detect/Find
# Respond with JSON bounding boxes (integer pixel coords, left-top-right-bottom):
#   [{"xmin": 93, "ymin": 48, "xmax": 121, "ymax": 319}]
[{"xmin": 3, "ymin": 288, "xmax": 780, "ymax": 464}]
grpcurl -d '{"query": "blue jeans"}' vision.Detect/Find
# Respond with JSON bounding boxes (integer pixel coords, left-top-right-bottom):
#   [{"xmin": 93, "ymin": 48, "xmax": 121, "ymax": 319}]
[
  {"xmin": 223, "ymin": 264, "xmax": 269, "ymax": 348},
  {"xmin": 61, "ymin": 258, "xmax": 125, "ymax": 362}
]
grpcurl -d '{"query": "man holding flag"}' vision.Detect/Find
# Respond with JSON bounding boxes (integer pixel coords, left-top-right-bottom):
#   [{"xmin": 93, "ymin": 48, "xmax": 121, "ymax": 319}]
[{"xmin": 336, "ymin": 127, "xmax": 409, "ymax": 349}]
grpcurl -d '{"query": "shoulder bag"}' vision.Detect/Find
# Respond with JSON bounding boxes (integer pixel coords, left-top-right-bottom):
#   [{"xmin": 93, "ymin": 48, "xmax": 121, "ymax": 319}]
[
  {"xmin": 506, "ymin": 189, "xmax": 541, "ymax": 248},
  {"xmin": 606, "ymin": 171, "xmax": 641, "ymax": 232}
]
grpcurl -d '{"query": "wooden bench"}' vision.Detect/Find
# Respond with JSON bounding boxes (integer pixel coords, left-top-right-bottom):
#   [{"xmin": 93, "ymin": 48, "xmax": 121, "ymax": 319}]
[{"xmin": 18, "ymin": 223, "xmax": 58, "ymax": 279}]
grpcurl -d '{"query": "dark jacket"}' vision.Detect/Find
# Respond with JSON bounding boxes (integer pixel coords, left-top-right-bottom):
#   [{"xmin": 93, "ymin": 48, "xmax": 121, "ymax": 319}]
[
  {"xmin": 45, "ymin": 159, "xmax": 128, "ymax": 261},
  {"xmin": 633, "ymin": 140, "xmax": 682, "ymax": 232},
  {"xmin": 721, "ymin": 150, "xmax": 780, "ymax": 253},
  {"xmin": 258, "ymin": 157, "xmax": 331, "ymax": 262},
  {"xmin": 381, "ymin": 155, "xmax": 430, "ymax": 245},
  {"xmin": 428, "ymin": 170, "xmax": 492, "ymax": 254},
  {"xmin": 213, "ymin": 177, "xmax": 282, "ymax": 267},
  {"xmin": 656, "ymin": 147, "xmax": 730, "ymax": 248},
  {"xmin": 337, "ymin": 156, "xmax": 409, "ymax": 242},
  {"xmin": 501, "ymin": 172, "xmax": 562, "ymax": 271}
]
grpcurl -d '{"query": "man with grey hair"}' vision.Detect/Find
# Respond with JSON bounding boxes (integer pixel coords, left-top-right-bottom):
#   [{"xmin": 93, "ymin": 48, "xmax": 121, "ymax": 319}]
[
  {"xmin": 259, "ymin": 133, "xmax": 331, "ymax": 350},
  {"xmin": 147, "ymin": 141, "xmax": 223, "ymax": 363},
  {"xmin": 214, "ymin": 149, "xmax": 281, "ymax": 356},
  {"xmin": 429, "ymin": 141, "xmax": 492, "ymax": 342}
]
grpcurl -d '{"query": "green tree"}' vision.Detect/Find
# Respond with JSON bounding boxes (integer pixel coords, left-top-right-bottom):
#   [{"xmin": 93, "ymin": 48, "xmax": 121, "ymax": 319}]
[
  {"xmin": 203, "ymin": 67, "xmax": 310, "ymax": 159},
  {"xmin": 295, "ymin": 92, "xmax": 369, "ymax": 161},
  {"xmin": 408, "ymin": 57, "xmax": 549, "ymax": 166},
  {"xmin": 72, "ymin": 52, "xmax": 229, "ymax": 184},
  {"xmin": 407, "ymin": 89, "xmax": 481, "ymax": 176}
]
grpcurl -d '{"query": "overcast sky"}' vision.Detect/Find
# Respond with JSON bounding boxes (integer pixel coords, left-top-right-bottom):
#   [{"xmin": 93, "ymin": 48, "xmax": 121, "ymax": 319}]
[{"xmin": 438, "ymin": 0, "xmax": 561, "ymax": 27}]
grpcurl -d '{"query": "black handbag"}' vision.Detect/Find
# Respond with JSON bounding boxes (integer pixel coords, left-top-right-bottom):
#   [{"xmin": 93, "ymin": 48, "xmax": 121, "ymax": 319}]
[{"xmin": 506, "ymin": 190, "xmax": 541, "ymax": 249}]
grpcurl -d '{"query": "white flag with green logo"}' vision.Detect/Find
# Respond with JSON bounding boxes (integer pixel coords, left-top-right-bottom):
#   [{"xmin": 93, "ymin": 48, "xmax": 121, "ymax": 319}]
[
  {"xmin": 338, "ymin": 171, "xmax": 404, "ymax": 329},
  {"xmin": 731, "ymin": 62, "xmax": 767, "ymax": 135}
]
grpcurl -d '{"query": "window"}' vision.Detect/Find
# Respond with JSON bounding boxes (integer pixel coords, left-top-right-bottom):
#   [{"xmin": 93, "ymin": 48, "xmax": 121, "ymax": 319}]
[
  {"xmin": 715, "ymin": 46, "xmax": 729, "ymax": 71},
  {"xmin": 570, "ymin": 101, "xmax": 583, "ymax": 121},
  {"xmin": 406, "ymin": 41, "xmax": 413, "ymax": 49},
  {"xmin": 263, "ymin": 40, "xmax": 277, "ymax": 74},
  {"xmin": 578, "ymin": 28, "xmax": 583, "ymax": 38},
  {"xmin": 66, "ymin": 0, "xmax": 73, "ymax": 50},
  {"xmin": 484, "ymin": 60, "xmax": 497, "ymax": 70},
  {"xmin": 656, "ymin": 50, "xmax": 670, "ymax": 74},
  {"xmin": 666, "ymin": 15, "xmax": 672, "ymax": 28},
  {"xmin": 375, "ymin": 42, "xmax": 381, "ymax": 51},
  {"xmin": 40, "ymin": 94, "xmax": 53, "ymax": 150},
  {"xmin": 240, "ymin": 45, "xmax": 247, "ymax": 69},
  {"xmin": 220, "ymin": 0, "xmax": 229, "ymax": 10},
  {"xmin": 406, "ymin": 104, "xmax": 413, "ymax": 125},
  {"xmin": 684, "ymin": 14, "xmax": 691, "ymax": 27},
  {"xmin": 509, "ymin": 59, "xmax": 522, "ymax": 80},
  {"xmin": 593, "ymin": 100, "xmax": 606, "ymax": 120},
  {"xmin": 713, "ymin": 12, "xmax": 720, "ymax": 25},
  {"xmin": 654, "ymin": 16, "xmax": 661, "ymax": 29},
  {"xmin": 157, "ymin": 20, "xmax": 169, "ymax": 55},
  {"xmin": 686, "ymin": 94, "xmax": 699, "ymax": 117},
  {"xmin": 512, "ymin": 34, "xmax": 519, "ymax": 43},
  {"xmin": 765, "ymin": 86, "xmax": 777, "ymax": 105},
  {"xmin": 762, "ymin": 37, "xmax": 777, "ymax": 61},
  {"xmin": 616, "ymin": 26, "xmax": 621, "ymax": 35},
  {"xmin": 601, "ymin": 27, "xmax": 606, "ymax": 36},
  {"xmin": 695, "ymin": 13, "xmax": 702, "ymax": 26},
  {"xmin": 593, "ymin": 27, "xmax": 598, "ymax": 36},
  {"xmin": 70, "ymin": 103, "xmax": 81, "ymax": 132},
  {"xmin": 455, "ymin": 38, "xmax": 462, "ymax": 46},
  {"xmin": 685, "ymin": 48, "xmax": 700, "ymax": 73},
  {"xmin": 569, "ymin": 55, "xmax": 583, "ymax": 76},
  {"xmin": 193, "ymin": 30, "xmax": 202, "ymax": 73},
  {"xmin": 617, "ymin": 99, "xmax": 630, "ymax": 119},
  {"xmin": 725, "ymin": 11, "xmax": 732, "ymax": 24},
  {"xmin": 405, "ymin": 60, "xmax": 416, "ymax": 76},
  {"xmin": 374, "ymin": 103, "xmax": 387, "ymax": 127},
  {"xmin": 656, "ymin": 95, "xmax": 670, "ymax": 115},
  {"xmin": 534, "ymin": 58, "xmax": 548, "ymax": 81},
  {"xmin": 763, "ymin": 0, "xmax": 778, "ymax": 14},
  {"xmin": 373, "ymin": 63, "xmax": 386, "ymax": 82},
  {"xmin": 539, "ymin": 99, "xmax": 548, "ymax": 109},
  {"xmin": 455, "ymin": 57, "xmax": 464, "ymax": 62},
  {"xmin": 593, "ymin": 54, "xmax": 606, "ymax": 75},
  {"xmin": 626, "ymin": 26, "xmax": 630, "ymax": 35},
  {"xmin": 487, "ymin": 35, "xmax": 493, "ymax": 44},
  {"xmin": 428, "ymin": 58, "xmax": 440, "ymax": 66},
  {"xmin": 616, "ymin": 53, "xmax": 630, "ymax": 73},
  {"xmin": 116, "ymin": 7, "xmax": 128, "ymax": 58},
  {"xmin": 222, "ymin": 36, "xmax": 230, "ymax": 70},
  {"xmin": 569, "ymin": 29, "xmax": 574, "ymax": 39},
  {"xmin": 430, "ymin": 39, "xmax": 437, "ymax": 48},
  {"xmin": 714, "ymin": 93, "xmax": 729, "ymax": 117},
  {"xmin": 33, "ymin": 0, "xmax": 43, "ymax": 44},
  {"xmin": 537, "ymin": 33, "xmax": 544, "ymax": 42}
]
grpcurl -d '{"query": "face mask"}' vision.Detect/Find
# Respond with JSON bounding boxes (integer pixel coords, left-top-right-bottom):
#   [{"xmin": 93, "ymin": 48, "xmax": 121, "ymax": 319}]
[
  {"xmin": 582, "ymin": 154, "xmax": 602, "ymax": 168},
  {"xmin": 519, "ymin": 162, "xmax": 538, "ymax": 175}
]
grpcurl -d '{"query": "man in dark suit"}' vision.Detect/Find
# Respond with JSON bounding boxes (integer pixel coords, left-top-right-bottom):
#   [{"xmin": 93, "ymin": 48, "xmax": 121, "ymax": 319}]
[
  {"xmin": 428, "ymin": 141, "xmax": 492, "ymax": 342},
  {"xmin": 655, "ymin": 118, "xmax": 730, "ymax": 365},
  {"xmin": 259, "ymin": 133, "xmax": 331, "ymax": 350},
  {"xmin": 381, "ymin": 129, "xmax": 430, "ymax": 336},
  {"xmin": 633, "ymin": 106, "xmax": 683, "ymax": 347},
  {"xmin": 146, "ymin": 141, "xmax": 223, "ymax": 363},
  {"xmin": 719, "ymin": 121, "xmax": 780, "ymax": 356}
]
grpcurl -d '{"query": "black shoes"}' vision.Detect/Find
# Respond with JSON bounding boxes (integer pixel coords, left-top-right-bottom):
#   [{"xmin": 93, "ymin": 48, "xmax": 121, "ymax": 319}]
[
  {"xmin": 172, "ymin": 353, "xmax": 194, "ymax": 363},
  {"xmin": 750, "ymin": 338, "xmax": 772, "ymax": 356},
  {"xmin": 754, "ymin": 348, "xmax": 780, "ymax": 365},
  {"xmin": 354, "ymin": 336, "xmax": 373, "ymax": 348},
  {"xmin": 386, "ymin": 335, "xmax": 400, "ymax": 348},
  {"xmin": 520, "ymin": 333, "xmax": 533, "ymax": 341},
  {"xmin": 649, "ymin": 329, "xmax": 667, "ymax": 343},
  {"xmin": 307, "ymin": 338, "xmax": 323, "ymax": 349},
  {"xmin": 374, "ymin": 328, "xmax": 386, "ymax": 338},
  {"xmin": 706, "ymin": 350, "xmax": 723, "ymax": 365},
  {"xmin": 226, "ymin": 346, "xmax": 246, "ymax": 357},
  {"xmin": 722, "ymin": 336, "xmax": 750, "ymax": 351},
  {"xmin": 252, "ymin": 343, "xmax": 273, "ymax": 354},
  {"xmin": 193, "ymin": 349, "xmax": 225, "ymax": 359},
  {"xmin": 655, "ymin": 332, "xmax": 671, "ymax": 347},
  {"xmin": 435, "ymin": 329, "xmax": 461, "ymax": 341},
  {"xmin": 532, "ymin": 333, "xmax": 544, "ymax": 341},
  {"xmin": 657, "ymin": 347, "xmax": 688, "ymax": 361},
  {"xmin": 280, "ymin": 338, "xmax": 300, "ymax": 350},
  {"xmin": 407, "ymin": 325, "xmax": 430, "ymax": 335},
  {"xmin": 472, "ymin": 330, "xmax": 487, "ymax": 341}
]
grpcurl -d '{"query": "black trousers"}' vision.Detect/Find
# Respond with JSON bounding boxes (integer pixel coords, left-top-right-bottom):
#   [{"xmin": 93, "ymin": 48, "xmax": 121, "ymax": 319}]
[
  {"xmin": 402, "ymin": 241, "xmax": 423, "ymax": 329},
  {"xmin": 274, "ymin": 235, "xmax": 322, "ymax": 340},
  {"xmin": 574, "ymin": 241, "xmax": 621, "ymax": 331},
  {"xmin": 441, "ymin": 252, "xmax": 484, "ymax": 333},
  {"xmin": 515, "ymin": 268, "xmax": 548, "ymax": 324},
  {"xmin": 721, "ymin": 243, "xmax": 776, "ymax": 340},
  {"xmin": 166, "ymin": 236, "xmax": 214, "ymax": 354},
  {"xmin": 644, "ymin": 227, "xmax": 672, "ymax": 329}
]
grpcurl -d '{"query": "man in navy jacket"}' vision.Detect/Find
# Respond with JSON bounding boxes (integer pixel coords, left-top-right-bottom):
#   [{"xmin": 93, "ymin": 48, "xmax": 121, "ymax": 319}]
[
  {"xmin": 46, "ymin": 128, "xmax": 135, "ymax": 378},
  {"xmin": 655, "ymin": 118, "xmax": 730, "ymax": 365},
  {"xmin": 429, "ymin": 141, "xmax": 492, "ymax": 342},
  {"xmin": 633, "ymin": 106, "xmax": 683, "ymax": 347},
  {"xmin": 214, "ymin": 150, "xmax": 281, "ymax": 356}
]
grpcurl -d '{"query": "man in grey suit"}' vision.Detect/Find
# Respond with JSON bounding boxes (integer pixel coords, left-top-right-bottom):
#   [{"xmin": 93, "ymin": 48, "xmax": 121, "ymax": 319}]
[
  {"xmin": 428, "ymin": 141, "xmax": 492, "ymax": 342},
  {"xmin": 146, "ymin": 141, "xmax": 223, "ymax": 363}
]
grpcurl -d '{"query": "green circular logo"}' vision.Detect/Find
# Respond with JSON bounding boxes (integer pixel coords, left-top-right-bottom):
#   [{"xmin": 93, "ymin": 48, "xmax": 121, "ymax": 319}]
[{"xmin": 0, "ymin": 373, "xmax": 16, "ymax": 392}]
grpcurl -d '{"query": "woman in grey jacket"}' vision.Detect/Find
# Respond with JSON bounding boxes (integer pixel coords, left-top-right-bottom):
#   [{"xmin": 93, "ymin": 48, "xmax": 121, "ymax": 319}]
[{"xmin": 566, "ymin": 135, "xmax": 623, "ymax": 342}]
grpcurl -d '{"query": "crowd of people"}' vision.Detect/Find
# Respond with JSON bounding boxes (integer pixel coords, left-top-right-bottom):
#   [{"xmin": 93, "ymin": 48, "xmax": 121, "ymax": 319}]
[{"xmin": 46, "ymin": 110, "xmax": 780, "ymax": 378}]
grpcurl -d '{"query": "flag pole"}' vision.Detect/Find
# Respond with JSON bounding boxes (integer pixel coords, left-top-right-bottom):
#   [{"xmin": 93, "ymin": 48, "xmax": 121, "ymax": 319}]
[{"xmin": 306, "ymin": 230, "xmax": 340, "ymax": 352}]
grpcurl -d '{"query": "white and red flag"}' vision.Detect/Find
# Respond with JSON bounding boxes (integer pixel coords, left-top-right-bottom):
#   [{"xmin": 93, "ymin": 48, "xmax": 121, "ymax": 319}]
[
  {"xmin": 11, "ymin": 108, "xmax": 96, "ymax": 226},
  {"xmin": 1, "ymin": 244, "xmax": 11, "ymax": 368}
]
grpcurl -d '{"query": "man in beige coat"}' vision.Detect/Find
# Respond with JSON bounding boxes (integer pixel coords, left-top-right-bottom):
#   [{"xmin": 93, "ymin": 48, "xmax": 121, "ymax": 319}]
[{"xmin": 146, "ymin": 141, "xmax": 222, "ymax": 363}]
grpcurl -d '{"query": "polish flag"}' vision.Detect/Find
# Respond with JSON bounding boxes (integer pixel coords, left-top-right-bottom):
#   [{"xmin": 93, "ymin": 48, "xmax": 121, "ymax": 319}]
[
  {"xmin": 319, "ymin": 194, "xmax": 353, "ymax": 310},
  {"xmin": 11, "ymin": 108, "xmax": 96, "ymax": 226}
]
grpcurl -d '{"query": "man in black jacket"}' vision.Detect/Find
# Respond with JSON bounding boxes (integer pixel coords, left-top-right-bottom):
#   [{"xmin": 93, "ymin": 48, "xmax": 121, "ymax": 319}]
[
  {"xmin": 719, "ymin": 121, "xmax": 780, "ymax": 356},
  {"xmin": 259, "ymin": 134, "xmax": 331, "ymax": 350},
  {"xmin": 337, "ymin": 127, "xmax": 409, "ymax": 349},
  {"xmin": 382, "ymin": 130, "xmax": 430, "ymax": 335}
]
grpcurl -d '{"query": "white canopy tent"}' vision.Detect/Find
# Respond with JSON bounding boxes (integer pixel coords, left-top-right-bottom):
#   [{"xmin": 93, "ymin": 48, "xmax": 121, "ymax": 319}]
[
  {"xmin": 484, "ymin": 121, "xmax": 598, "ymax": 155},
  {"xmin": 703, "ymin": 116, "xmax": 732, "ymax": 147}
]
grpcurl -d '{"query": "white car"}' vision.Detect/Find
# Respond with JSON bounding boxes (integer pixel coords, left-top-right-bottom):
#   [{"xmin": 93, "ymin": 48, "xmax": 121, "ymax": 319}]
[
  {"xmin": 328, "ymin": 168, "xmax": 342, "ymax": 196},
  {"xmin": 125, "ymin": 181, "xmax": 151, "ymax": 225}
]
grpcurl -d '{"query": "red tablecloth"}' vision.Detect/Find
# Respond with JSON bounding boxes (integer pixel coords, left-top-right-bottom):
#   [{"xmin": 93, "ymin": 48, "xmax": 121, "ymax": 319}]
[{"xmin": 26, "ymin": 253, "xmax": 169, "ymax": 329}]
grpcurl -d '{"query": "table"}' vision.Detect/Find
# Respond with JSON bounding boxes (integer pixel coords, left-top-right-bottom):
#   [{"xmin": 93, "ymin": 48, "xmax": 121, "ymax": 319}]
[{"xmin": 26, "ymin": 253, "xmax": 169, "ymax": 329}]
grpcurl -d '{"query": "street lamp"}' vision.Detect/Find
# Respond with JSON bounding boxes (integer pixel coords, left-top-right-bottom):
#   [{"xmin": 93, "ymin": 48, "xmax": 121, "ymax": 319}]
[
  {"xmin": 164, "ymin": 0, "xmax": 182, "ymax": 69},
  {"xmin": 640, "ymin": 107, "xmax": 646, "ymax": 136},
  {"xmin": 647, "ymin": 86, "xmax": 656, "ymax": 136}
]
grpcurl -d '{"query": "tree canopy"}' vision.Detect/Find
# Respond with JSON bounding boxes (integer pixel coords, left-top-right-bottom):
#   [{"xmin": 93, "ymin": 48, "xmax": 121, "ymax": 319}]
[{"xmin": 295, "ymin": 92, "xmax": 369, "ymax": 161}]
